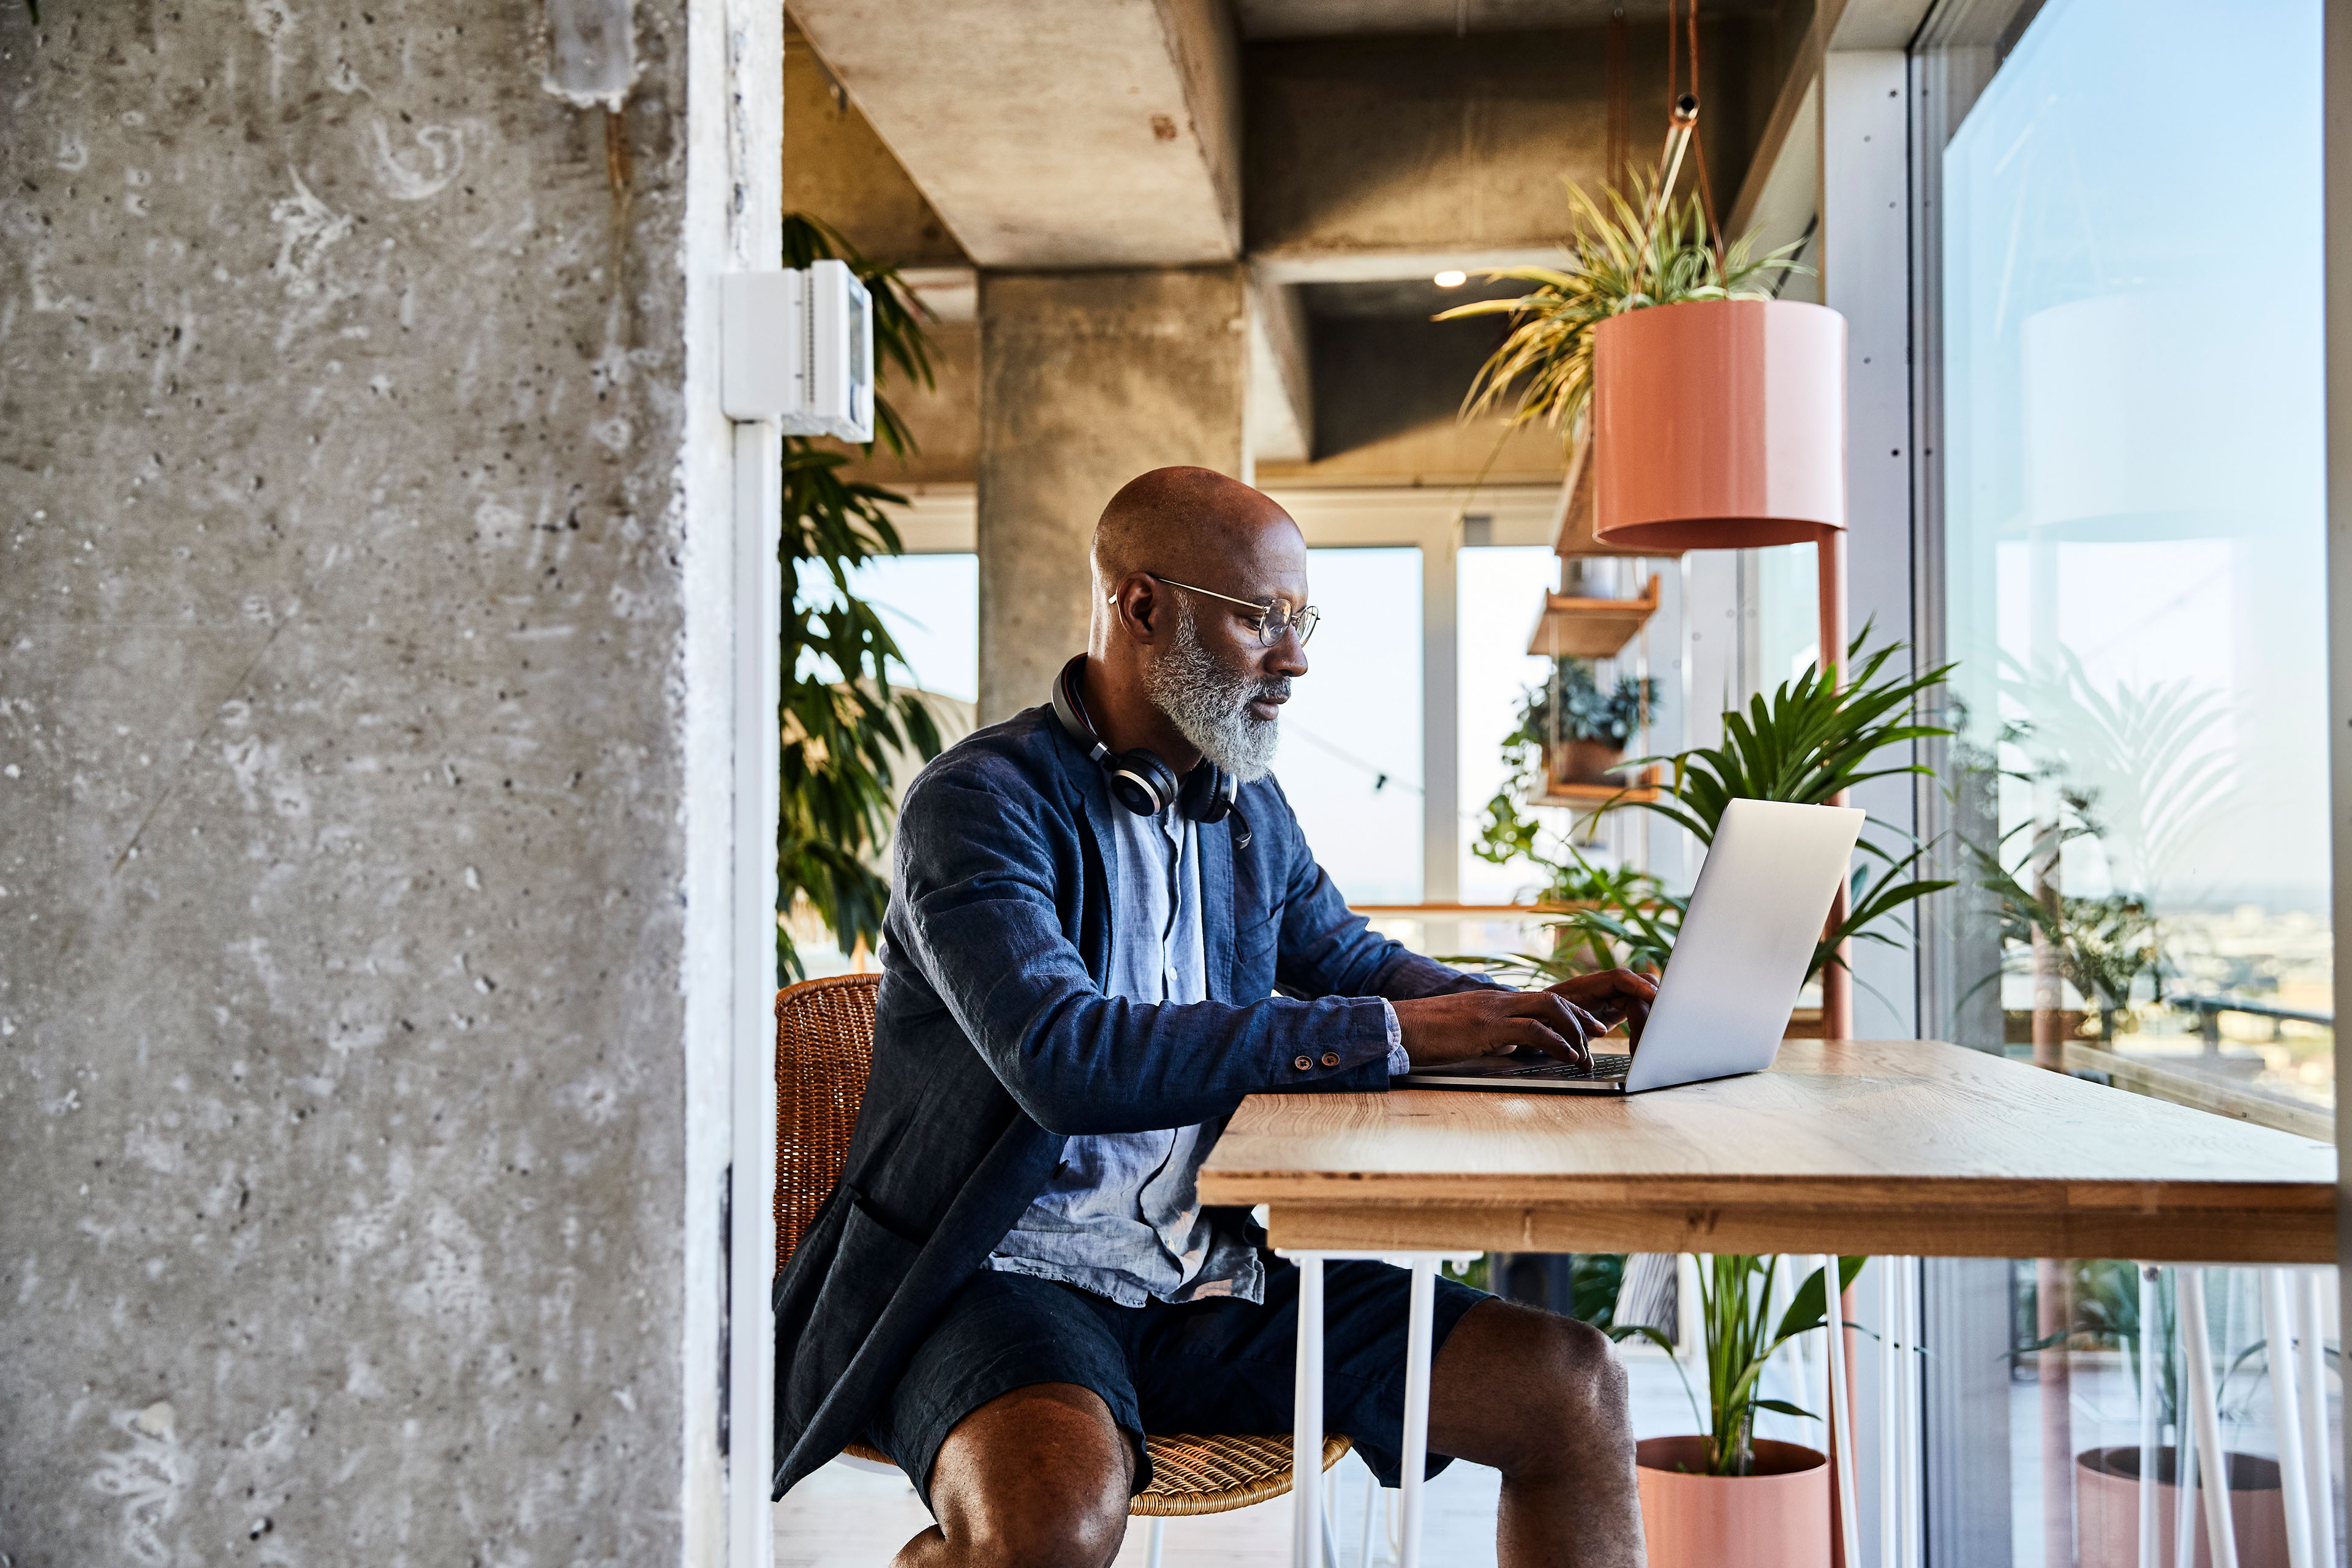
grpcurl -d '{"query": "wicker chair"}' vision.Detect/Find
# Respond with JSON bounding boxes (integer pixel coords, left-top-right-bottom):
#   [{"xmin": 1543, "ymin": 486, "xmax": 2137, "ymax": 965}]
[{"xmin": 775, "ymin": 972, "xmax": 1351, "ymax": 1566}]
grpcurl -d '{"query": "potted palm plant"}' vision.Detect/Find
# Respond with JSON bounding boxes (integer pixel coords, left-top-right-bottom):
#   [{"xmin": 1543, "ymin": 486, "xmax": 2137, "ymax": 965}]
[
  {"xmin": 1617, "ymin": 1255, "xmax": 1863, "ymax": 1568},
  {"xmin": 1469, "ymin": 631, "xmax": 1954, "ymax": 994}
]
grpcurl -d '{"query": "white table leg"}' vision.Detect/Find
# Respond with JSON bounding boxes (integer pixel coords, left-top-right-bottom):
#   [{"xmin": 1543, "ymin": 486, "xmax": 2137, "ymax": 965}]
[
  {"xmin": 1900, "ymin": 1257, "xmax": 1923, "ymax": 1568},
  {"xmin": 2175, "ymin": 1289, "xmax": 2200, "ymax": 1568},
  {"xmin": 2296, "ymin": 1269, "xmax": 2334, "ymax": 1567},
  {"xmin": 2179, "ymin": 1267, "xmax": 2240, "ymax": 1568},
  {"xmin": 1295, "ymin": 1254, "xmax": 1326, "ymax": 1568},
  {"xmin": 1398, "ymin": 1258, "xmax": 1437, "ymax": 1568},
  {"xmin": 1820, "ymin": 1255, "xmax": 1861, "ymax": 1568},
  {"xmin": 1880, "ymin": 1257, "xmax": 1900, "ymax": 1568},
  {"xmin": 2265, "ymin": 1270, "xmax": 2316, "ymax": 1568},
  {"xmin": 2140, "ymin": 1264, "xmax": 2162, "ymax": 1568}
]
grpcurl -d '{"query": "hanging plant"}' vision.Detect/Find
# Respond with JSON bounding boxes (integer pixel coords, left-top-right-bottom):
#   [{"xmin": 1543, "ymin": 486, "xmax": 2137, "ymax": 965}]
[{"xmin": 1436, "ymin": 170, "xmax": 1809, "ymax": 451}]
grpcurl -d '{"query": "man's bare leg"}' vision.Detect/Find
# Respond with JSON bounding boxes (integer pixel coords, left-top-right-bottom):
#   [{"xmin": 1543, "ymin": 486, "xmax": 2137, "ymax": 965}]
[
  {"xmin": 891, "ymin": 1382, "xmax": 1135, "ymax": 1568},
  {"xmin": 1428, "ymin": 1297, "xmax": 1646, "ymax": 1568}
]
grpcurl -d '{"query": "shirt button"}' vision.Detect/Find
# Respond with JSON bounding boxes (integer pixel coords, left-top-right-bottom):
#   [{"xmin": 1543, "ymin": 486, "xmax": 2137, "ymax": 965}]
[
  {"xmin": 1293, "ymin": 1055, "xmax": 1314, "ymax": 1071},
  {"xmin": 1321, "ymin": 1052, "xmax": 1341, "ymax": 1068}
]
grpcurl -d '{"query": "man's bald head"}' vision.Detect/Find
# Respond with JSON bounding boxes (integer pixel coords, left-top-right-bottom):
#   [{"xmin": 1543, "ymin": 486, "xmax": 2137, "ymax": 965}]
[{"xmin": 1091, "ymin": 466, "xmax": 1299, "ymax": 591}]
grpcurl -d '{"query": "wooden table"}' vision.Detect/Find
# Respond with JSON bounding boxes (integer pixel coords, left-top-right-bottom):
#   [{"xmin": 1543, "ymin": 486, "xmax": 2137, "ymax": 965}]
[{"xmin": 1196, "ymin": 1040, "xmax": 2337, "ymax": 1567}]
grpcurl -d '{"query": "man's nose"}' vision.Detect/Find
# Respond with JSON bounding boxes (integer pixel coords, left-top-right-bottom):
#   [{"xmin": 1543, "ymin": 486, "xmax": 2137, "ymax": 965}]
[{"xmin": 1265, "ymin": 627, "xmax": 1308, "ymax": 679}]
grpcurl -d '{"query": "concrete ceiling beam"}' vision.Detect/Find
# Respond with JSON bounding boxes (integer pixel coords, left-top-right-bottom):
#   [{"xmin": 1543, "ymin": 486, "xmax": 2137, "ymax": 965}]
[
  {"xmin": 787, "ymin": 0, "xmax": 1242, "ymax": 268},
  {"xmin": 1247, "ymin": 277, "xmax": 1315, "ymax": 465}
]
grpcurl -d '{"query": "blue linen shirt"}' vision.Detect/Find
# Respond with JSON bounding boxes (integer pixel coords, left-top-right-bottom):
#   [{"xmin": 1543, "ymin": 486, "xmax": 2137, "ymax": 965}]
[{"xmin": 987, "ymin": 803, "xmax": 1406, "ymax": 1306}]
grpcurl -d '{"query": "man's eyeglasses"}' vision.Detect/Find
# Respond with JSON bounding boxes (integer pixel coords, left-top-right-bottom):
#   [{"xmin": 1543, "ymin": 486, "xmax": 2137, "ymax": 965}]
[{"xmin": 1137, "ymin": 573, "xmax": 1320, "ymax": 647}]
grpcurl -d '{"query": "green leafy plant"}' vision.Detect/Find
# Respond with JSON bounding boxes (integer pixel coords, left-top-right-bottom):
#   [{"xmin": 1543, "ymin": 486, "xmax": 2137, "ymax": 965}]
[
  {"xmin": 1570, "ymin": 1253, "xmax": 1628, "ymax": 1330},
  {"xmin": 1525, "ymin": 658, "xmax": 1656, "ymax": 747},
  {"xmin": 1970, "ymin": 804, "xmax": 2162, "ymax": 1043},
  {"xmin": 1623, "ymin": 633, "xmax": 1956, "ymax": 983},
  {"xmin": 1468, "ymin": 632, "xmax": 1956, "ymax": 989},
  {"xmin": 1436, "ymin": 170, "xmax": 1809, "ymax": 450},
  {"xmin": 776, "ymin": 215, "xmax": 945, "ymax": 981},
  {"xmin": 1618, "ymin": 1256, "xmax": 1866, "ymax": 1477},
  {"xmin": 1450, "ymin": 847, "xmax": 1681, "ymax": 983},
  {"xmin": 1956, "ymin": 657, "xmax": 2237, "ymax": 1041}
]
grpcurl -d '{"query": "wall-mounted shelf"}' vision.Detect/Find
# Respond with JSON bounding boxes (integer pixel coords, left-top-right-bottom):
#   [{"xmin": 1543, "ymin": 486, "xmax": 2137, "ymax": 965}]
[
  {"xmin": 1531, "ymin": 779, "xmax": 1661, "ymax": 807},
  {"xmin": 1526, "ymin": 573, "xmax": 1660, "ymax": 658}
]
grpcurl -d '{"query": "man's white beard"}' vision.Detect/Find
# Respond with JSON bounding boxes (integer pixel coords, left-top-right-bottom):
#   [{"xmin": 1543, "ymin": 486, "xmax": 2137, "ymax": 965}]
[{"xmin": 1142, "ymin": 600, "xmax": 1284, "ymax": 783}]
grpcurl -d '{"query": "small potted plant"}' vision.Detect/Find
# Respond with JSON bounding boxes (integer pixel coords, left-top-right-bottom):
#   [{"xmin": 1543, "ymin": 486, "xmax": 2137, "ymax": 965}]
[
  {"xmin": 2056, "ymin": 1261, "xmax": 2294, "ymax": 1568},
  {"xmin": 1617, "ymin": 1255, "xmax": 1863, "ymax": 1568},
  {"xmin": 1514, "ymin": 658, "xmax": 1656, "ymax": 788}
]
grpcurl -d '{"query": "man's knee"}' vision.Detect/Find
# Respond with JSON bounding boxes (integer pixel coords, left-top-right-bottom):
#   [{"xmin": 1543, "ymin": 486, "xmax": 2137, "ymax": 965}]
[
  {"xmin": 928, "ymin": 1383, "xmax": 1135, "ymax": 1568},
  {"xmin": 1437, "ymin": 1300, "xmax": 1632, "ymax": 1477},
  {"xmin": 954, "ymin": 1485, "xmax": 1129, "ymax": 1568}
]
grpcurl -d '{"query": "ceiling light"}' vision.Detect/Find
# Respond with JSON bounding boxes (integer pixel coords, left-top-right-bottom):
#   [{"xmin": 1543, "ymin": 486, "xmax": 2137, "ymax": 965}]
[{"xmin": 1433, "ymin": 270, "xmax": 1468, "ymax": 288}]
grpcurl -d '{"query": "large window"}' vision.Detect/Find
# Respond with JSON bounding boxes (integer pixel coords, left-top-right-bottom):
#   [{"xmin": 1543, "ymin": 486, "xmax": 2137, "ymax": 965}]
[
  {"xmin": 1926, "ymin": 0, "xmax": 2331, "ymax": 1115},
  {"xmin": 1916, "ymin": 4, "xmax": 2335, "ymax": 1562},
  {"xmin": 1278, "ymin": 546, "xmax": 1427, "ymax": 904}
]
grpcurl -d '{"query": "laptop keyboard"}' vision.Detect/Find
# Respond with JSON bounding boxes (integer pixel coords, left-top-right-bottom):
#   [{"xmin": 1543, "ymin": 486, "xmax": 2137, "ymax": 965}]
[{"xmin": 1480, "ymin": 1053, "xmax": 1635, "ymax": 1082}]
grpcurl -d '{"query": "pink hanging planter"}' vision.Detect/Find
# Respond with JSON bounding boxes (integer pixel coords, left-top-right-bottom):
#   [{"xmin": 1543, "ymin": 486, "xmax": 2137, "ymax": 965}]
[{"xmin": 1589, "ymin": 297, "xmax": 1848, "ymax": 554}]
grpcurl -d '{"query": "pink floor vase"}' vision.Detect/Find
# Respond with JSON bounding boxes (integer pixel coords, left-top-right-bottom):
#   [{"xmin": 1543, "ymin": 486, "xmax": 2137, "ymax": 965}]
[
  {"xmin": 2076, "ymin": 1445, "xmax": 2290, "ymax": 1568},
  {"xmin": 1636, "ymin": 1436, "xmax": 1832, "ymax": 1568}
]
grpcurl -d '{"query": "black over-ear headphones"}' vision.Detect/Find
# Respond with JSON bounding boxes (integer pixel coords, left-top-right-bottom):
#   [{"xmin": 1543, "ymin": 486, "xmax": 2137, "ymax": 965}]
[{"xmin": 1049, "ymin": 655, "xmax": 1250, "ymax": 848}]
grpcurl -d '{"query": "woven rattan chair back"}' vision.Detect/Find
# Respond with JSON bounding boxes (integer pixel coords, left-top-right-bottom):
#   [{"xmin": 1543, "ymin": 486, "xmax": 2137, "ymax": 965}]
[
  {"xmin": 774, "ymin": 972, "xmax": 881, "ymax": 1271},
  {"xmin": 771, "ymin": 970, "xmax": 1350, "ymax": 1518}
]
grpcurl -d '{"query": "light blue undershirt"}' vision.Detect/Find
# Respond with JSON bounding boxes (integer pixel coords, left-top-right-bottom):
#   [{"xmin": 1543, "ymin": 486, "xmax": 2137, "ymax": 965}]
[{"xmin": 986, "ymin": 805, "xmax": 1404, "ymax": 1306}]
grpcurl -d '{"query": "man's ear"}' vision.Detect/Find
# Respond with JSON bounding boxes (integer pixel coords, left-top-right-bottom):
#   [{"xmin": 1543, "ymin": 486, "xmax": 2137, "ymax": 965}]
[{"xmin": 1111, "ymin": 573, "xmax": 1163, "ymax": 644}]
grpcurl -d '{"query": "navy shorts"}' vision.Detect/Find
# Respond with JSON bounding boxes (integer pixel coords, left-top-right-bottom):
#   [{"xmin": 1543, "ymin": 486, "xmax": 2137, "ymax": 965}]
[{"xmin": 864, "ymin": 1256, "xmax": 1490, "ymax": 1509}]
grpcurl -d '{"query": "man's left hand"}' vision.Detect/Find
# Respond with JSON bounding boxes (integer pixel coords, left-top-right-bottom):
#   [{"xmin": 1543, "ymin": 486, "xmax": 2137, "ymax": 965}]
[{"xmin": 1543, "ymin": 968, "xmax": 1657, "ymax": 1049}]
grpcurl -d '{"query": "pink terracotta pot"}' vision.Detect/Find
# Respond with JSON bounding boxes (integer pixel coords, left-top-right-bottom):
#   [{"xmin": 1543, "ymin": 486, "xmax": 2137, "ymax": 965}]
[
  {"xmin": 1590, "ymin": 297, "xmax": 1847, "ymax": 555},
  {"xmin": 1635, "ymin": 1436, "xmax": 1831, "ymax": 1568},
  {"xmin": 2075, "ymin": 1445, "xmax": 2290, "ymax": 1568}
]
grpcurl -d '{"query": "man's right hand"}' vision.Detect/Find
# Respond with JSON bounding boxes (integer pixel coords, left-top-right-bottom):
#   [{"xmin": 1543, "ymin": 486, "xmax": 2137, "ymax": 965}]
[{"xmin": 1390, "ymin": 989, "xmax": 1607, "ymax": 1070}]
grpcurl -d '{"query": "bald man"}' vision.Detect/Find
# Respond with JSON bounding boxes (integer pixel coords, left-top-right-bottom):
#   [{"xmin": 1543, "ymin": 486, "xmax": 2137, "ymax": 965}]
[{"xmin": 772, "ymin": 468, "xmax": 1654, "ymax": 1567}]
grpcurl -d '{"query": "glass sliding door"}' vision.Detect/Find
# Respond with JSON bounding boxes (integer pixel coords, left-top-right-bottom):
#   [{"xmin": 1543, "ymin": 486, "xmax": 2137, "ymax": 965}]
[{"xmin": 1913, "ymin": 2, "xmax": 2336, "ymax": 1563}]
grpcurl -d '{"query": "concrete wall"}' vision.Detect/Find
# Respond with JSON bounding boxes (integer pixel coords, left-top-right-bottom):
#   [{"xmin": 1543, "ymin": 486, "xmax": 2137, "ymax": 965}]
[
  {"xmin": 0, "ymin": 3, "xmax": 719, "ymax": 1562},
  {"xmin": 976, "ymin": 268, "xmax": 1248, "ymax": 723}
]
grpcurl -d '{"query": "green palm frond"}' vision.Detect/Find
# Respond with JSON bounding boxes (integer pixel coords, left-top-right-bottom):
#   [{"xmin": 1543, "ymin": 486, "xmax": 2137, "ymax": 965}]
[
  {"xmin": 1436, "ymin": 171, "xmax": 1811, "ymax": 448},
  {"xmin": 774, "ymin": 221, "xmax": 948, "ymax": 980}
]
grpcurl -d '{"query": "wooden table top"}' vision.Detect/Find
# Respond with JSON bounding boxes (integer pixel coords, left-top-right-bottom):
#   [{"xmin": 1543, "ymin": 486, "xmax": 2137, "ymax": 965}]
[{"xmin": 1198, "ymin": 1039, "xmax": 2339, "ymax": 1263}]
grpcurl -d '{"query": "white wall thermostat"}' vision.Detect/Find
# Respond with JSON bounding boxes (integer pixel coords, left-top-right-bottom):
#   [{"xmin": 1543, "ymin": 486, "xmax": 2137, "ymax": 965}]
[{"xmin": 721, "ymin": 260, "xmax": 875, "ymax": 441}]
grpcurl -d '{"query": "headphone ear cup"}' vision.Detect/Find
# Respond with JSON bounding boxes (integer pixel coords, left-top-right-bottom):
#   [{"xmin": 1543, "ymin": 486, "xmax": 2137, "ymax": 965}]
[
  {"xmin": 1106, "ymin": 750, "xmax": 1180, "ymax": 817},
  {"xmin": 1180, "ymin": 763, "xmax": 1237, "ymax": 824}
]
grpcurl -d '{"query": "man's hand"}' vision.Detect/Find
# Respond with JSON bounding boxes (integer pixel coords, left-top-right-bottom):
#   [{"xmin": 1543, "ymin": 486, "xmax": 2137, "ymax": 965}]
[
  {"xmin": 1390, "ymin": 989, "xmax": 1610, "ymax": 1070},
  {"xmin": 1544, "ymin": 968, "xmax": 1657, "ymax": 1050}
]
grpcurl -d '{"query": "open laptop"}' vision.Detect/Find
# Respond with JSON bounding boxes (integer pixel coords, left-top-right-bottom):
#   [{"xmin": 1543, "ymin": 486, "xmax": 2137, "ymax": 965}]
[{"xmin": 1398, "ymin": 798, "xmax": 1866, "ymax": 1095}]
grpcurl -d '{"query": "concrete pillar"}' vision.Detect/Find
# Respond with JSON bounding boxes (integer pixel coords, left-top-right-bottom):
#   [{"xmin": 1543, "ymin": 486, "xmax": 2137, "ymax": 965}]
[
  {"xmin": 976, "ymin": 267, "xmax": 1248, "ymax": 724},
  {"xmin": 0, "ymin": 2, "xmax": 765, "ymax": 1562}
]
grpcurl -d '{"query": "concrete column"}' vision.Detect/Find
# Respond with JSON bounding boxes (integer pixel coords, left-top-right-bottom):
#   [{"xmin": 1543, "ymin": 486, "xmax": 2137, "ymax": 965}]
[
  {"xmin": 0, "ymin": 2, "xmax": 761, "ymax": 1562},
  {"xmin": 976, "ymin": 267, "xmax": 1248, "ymax": 724}
]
